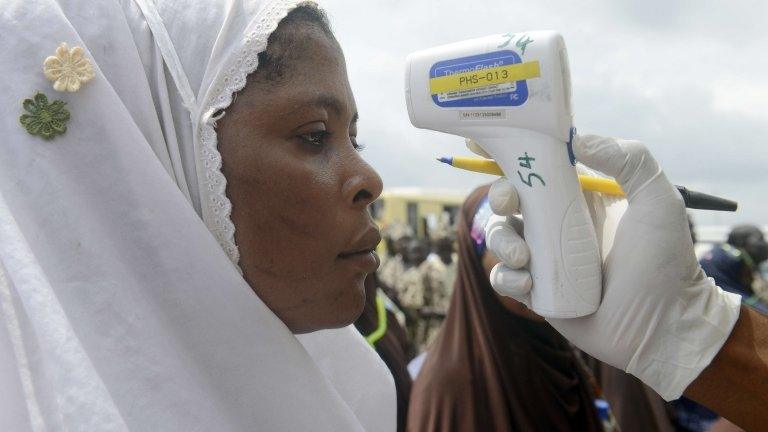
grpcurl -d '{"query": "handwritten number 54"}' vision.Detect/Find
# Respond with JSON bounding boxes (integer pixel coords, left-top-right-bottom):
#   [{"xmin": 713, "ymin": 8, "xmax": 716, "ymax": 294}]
[{"xmin": 517, "ymin": 171, "xmax": 546, "ymax": 187}]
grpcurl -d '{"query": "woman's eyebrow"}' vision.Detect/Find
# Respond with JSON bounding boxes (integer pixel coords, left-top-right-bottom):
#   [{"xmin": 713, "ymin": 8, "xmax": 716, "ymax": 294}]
[
  {"xmin": 307, "ymin": 95, "xmax": 357, "ymax": 123},
  {"xmin": 304, "ymin": 94, "xmax": 343, "ymax": 114},
  {"xmin": 282, "ymin": 94, "xmax": 358, "ymax": 124}
]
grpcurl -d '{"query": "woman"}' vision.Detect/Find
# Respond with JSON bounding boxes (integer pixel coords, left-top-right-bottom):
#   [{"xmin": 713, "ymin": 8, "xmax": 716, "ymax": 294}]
[
  {"xmin": 1, "ymin": 1, "xmax": 394, "ymax": 430},
  {"xmin": 407, "ymin": 185, "xmax": 603, "ymax": 431}
]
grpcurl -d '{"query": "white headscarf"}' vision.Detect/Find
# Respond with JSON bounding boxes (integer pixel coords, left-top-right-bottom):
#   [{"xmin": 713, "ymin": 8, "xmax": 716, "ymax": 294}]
[{"xmin": 0, "ymin": 0, "xmax": 395, "ymax": 430}]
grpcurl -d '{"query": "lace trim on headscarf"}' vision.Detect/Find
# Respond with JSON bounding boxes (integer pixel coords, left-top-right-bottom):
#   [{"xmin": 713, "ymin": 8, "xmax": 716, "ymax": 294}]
[{"xmin": 196, "ymin": 0, "xmax": 317, "ymax": 268}]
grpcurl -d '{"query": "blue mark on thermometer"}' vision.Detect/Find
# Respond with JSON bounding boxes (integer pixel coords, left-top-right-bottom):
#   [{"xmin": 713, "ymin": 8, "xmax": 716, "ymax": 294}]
[{"xmin": 567, "ymin": 127, "xmax": 577, "ymax": 166}]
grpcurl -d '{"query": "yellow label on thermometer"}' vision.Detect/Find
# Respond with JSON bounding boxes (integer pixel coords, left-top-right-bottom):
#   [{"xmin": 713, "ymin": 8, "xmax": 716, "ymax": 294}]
[{"xmin": 428, "ymin": 60, "xmax": 541, "ymax": 95}]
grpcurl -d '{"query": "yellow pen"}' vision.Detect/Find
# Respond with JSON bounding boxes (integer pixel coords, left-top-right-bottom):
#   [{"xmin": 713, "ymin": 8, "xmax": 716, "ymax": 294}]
[
  {"xmin": 437, "ymin": 156, "xmax": 738, "ymax": 211},
  {"xmin": 437, "ymin": 156, "xmax": 625, "ymax": 196}
]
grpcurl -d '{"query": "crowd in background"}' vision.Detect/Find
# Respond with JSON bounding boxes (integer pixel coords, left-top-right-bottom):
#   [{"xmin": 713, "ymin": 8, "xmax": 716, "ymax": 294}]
[
  {"xmin": 377, "ymin": 217, "xmax": 457, "ymax": 354},
  {"xmin": 355, "ymin": 187, "xmax": 768, "ymax": 432}
]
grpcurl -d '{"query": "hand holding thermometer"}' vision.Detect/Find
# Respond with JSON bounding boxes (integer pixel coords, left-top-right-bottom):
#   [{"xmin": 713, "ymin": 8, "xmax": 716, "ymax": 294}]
[{"xmin": 405, "ymin": 31, "xmax": 602, "ymax": 318}]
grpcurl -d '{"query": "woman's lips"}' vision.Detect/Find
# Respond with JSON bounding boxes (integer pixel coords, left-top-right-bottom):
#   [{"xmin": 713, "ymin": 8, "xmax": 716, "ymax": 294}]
[
  {"xmin": 338, "ymin": 249, "xmax": 379, "ymax": 273},
  {"xmin": 338, "ymin": 225, "xmax": 381, "ymax": 273},
  {"xmin": 338, "ymin": 226, "xmax": 381, "ymax": 273}
]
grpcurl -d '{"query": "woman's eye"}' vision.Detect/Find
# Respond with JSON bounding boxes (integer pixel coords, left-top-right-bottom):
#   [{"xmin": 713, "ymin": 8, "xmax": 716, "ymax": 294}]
[
  {"xmin": 299, "ymin": 131, "xmax": 330, "ymax": 146},
  {"xmin": 352, "ymin": 139, "xmax": 366, "ymax": 152}
]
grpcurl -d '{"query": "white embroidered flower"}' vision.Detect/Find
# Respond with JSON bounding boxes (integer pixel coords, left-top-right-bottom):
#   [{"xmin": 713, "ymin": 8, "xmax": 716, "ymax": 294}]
[{"xmin": 43, "ymin": 43, "xmax": 94, "ymax": 92}]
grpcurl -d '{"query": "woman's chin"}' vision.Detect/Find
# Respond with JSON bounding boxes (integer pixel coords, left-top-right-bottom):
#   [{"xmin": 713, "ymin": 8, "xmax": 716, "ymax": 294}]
[{"xmin": 288, "ymin": 278, "xmax": 366, "ymax": 334}]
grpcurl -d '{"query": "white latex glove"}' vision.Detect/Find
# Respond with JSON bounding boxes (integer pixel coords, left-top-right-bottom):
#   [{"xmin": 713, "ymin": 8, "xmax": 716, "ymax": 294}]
[
  {"xmin": 466, "ymin": 138, "xmax": 492, "ymax": 159},
  {"xmin": 482, "ymin": 135, "xmax": 742, "ymax": 400}
]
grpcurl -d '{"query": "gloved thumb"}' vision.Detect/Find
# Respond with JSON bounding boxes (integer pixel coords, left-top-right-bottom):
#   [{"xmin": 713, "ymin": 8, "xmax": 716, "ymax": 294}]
[
  {"xmin": 573, "ymin": 135, "xmax": 674, "ymax": 202},
  {"xmin": 488, "ymin": 178, "xmax": 519, "ymax": 217}
]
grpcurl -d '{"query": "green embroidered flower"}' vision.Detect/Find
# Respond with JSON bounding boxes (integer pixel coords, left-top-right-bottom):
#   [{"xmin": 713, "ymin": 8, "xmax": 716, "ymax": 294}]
[{"xmin": 19, "ymin": 92, "xmax": 70, "ymax": 140}]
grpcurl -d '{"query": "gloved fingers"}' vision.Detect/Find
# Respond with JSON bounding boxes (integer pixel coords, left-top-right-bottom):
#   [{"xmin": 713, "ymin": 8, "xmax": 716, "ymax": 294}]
[
  {"xmin": 574, "ymin": 135, "xmax": 678, "ymax": 204},
  {"xmin": 486, "ymin": 214, "xmax": 530, "ymax": 269},
  {"xmin": 575, "ymin": 161, "xmax": 604, "ymax": 178},
  {"xmin": 490, "ymin": 263, "xmax": 532, "ymax": 304},
  {"xmin": 488, "ymin": 177, "xmax": 519, "ymax": 216},
  {"xmin": 573, "ymin": 135, "xmax": 641, "ymax": 182},
  {"xmin": 465, "ymin": 138, "xmax": 492, "ymax": 159}
]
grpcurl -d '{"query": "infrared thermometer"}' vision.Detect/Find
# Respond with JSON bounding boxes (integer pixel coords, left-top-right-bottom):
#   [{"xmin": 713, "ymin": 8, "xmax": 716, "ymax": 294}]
[{"xmin": 404, "ymin": 31, "xmax": 601, "ymax": 318}]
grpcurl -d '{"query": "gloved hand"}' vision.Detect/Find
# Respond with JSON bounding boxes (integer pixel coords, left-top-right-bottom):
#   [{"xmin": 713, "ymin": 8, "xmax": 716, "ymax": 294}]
[{"xmin": 480, "ymin": 135, "xmax": 742, "ymax": 400}]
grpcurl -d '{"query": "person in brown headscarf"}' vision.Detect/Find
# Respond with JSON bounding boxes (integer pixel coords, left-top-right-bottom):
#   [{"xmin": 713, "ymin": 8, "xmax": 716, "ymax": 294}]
[
  {"xmin": 355, "ymin": 273, "xmax": 413, "ymax": 432},
  {"xmin": 407, "ymin": 185, "xmax": 603, "ymax": 432},
  {"xmin": 593, "ymin": 363, "xmax": 676, "ymax": 432}
]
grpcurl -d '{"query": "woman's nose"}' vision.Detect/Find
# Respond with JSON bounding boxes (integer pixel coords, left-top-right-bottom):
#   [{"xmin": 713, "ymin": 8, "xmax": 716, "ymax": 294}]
[{"xmin": 343, "ymin": 159, "xmax": 383, "ymax": 210}]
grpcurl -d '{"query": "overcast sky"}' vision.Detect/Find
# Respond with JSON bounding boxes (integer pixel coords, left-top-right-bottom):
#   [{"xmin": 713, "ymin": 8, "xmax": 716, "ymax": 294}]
[{"xmin": 322, "ymin": 0, "xmax": 768, "ymax": 227}]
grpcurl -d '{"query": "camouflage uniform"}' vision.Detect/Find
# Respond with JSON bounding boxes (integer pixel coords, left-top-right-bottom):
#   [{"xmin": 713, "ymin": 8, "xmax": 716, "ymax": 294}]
[
  {"xmin": 397, "ymin": 255, "xmax": 459, "ymax": 350},
  {"xmin": 378, "ymin": 254, "xmax": 405, "ymax": 293},
  {"xmin": 416, "ymin": 254, "xmax": 457, "ymax": 347},
  {"xmin": 424, "ymin": 253, "xmax": 457, "ymax": 313},
  {"xmin": 399, "ymin": 262, "xmax": 428, "ymax": 310}
]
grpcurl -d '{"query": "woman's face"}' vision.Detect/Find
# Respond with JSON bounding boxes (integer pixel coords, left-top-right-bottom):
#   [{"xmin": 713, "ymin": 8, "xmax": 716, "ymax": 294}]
[
  {"xmin": 406, "ymin": 239, "xmax": 430, "ymax": 267},
  {"xmin": 217, "ymin": 22, "xmax": 383, "ymax": 333},
  {"xmin": 394, "ymin": 235, "xmax": 412, "ymax": 257}
]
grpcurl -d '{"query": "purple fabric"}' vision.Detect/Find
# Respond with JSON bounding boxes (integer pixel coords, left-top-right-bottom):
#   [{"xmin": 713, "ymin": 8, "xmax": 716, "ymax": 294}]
[{"xmin": 470, "ymin": 196, "xmax": 492, "ymax": 257}]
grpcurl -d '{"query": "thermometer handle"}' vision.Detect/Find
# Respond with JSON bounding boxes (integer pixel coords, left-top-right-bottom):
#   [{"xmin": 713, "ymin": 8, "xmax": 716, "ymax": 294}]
[{"xmin": 480, "ymin": 133, "xmax": 602, "ymax": 318}]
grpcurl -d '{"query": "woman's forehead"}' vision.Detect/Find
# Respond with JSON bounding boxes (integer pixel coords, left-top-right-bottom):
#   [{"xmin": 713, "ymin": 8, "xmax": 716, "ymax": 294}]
[
  {"xmin": 237, "ymin": 71, "xmax": 358, "ymax": 123},
  {"xmin": 235, "ymin": 30, "xmax": 352, "ymax": 109},
  {"xmin": 263, "ymin": 21, "xmax": 344, "ymax": 79}
]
